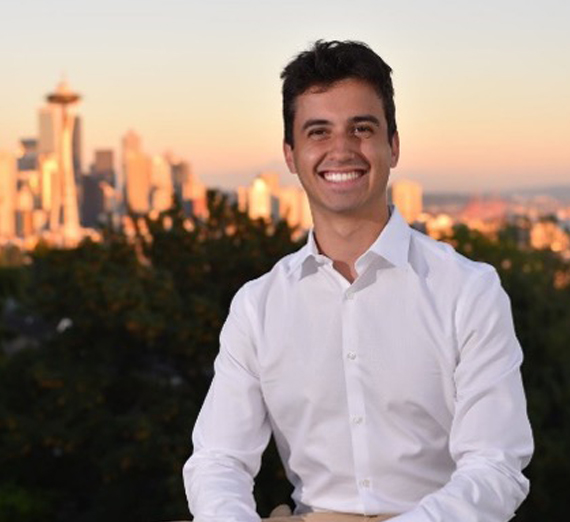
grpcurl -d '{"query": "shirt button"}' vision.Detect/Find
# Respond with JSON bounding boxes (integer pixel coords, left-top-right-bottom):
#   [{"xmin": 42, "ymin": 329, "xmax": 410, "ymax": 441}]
[
  {"xmin": 359, "ymin": 479, "xmax": 370, "ymax": 488},
  {"xmin": 352, "ymin": 416, "xmax": 363, "ymax": 425},
  {"xmin": 345, "ymin": 290, "xmax": 354, "ymax": 300},
  {"xmin": 347, "ymin": 352, "xmax": 356, "ymax": 360}
]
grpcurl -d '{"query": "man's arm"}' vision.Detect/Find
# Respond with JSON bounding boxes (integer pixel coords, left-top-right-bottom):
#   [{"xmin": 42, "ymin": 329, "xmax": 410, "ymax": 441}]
[
  {"xmin": 391, "ymin": 268, "xmax": 533, "ymax": 522},
  {"xmin": 183, "ymin": 287, "xmax": 271, "ymax": 522}
]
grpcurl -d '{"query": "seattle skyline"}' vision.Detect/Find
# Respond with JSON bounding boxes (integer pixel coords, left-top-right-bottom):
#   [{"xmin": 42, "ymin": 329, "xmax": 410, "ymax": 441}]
[{"xmin": 1, "ymin": 0, "xmax": 569, "ymax": 193}]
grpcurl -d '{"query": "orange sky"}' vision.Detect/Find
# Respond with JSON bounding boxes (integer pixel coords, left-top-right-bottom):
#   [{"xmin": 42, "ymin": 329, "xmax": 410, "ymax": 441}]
[{"xmin": 1, "ymin": 1, "xmax": 569, "ymax": 192}]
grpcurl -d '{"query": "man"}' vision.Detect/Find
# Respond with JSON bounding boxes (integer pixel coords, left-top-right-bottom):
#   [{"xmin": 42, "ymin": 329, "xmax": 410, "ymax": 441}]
[{"xmin": 183, "ymin": 40, "xmax": 533, "ymax": 522}]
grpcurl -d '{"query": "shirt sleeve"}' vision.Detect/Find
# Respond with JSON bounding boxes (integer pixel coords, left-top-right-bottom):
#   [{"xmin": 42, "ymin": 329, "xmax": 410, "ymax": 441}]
[
  {"xmin": 390, "ymin": 267, "xmax": 533, "ymax": 522},
  {"xmin": 183, "ymin": 286, "xmax": 271, "ymax": 522}
]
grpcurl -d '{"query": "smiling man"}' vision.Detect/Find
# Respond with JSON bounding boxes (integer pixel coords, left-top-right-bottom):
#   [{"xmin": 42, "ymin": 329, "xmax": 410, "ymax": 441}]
[{"xmin": 183, "ymin": 40, "xmax": 533, "ymax": 522}]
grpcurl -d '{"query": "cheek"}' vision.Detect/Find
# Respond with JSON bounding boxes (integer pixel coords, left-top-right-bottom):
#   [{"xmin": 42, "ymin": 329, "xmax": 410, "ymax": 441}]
[
  {"xmin": 364, "ymin": 142, "xmax": 394, "ymax": 167},
  {"xmin": 295, "ymin": 144, "xmax": 325, "ymax": 169}
]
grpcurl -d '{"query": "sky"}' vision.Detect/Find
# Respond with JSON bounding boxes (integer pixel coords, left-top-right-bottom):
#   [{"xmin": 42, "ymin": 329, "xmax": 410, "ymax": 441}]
[{"xmin": 1, "ymin": 0, "xmax": 569, "ymax": 193}]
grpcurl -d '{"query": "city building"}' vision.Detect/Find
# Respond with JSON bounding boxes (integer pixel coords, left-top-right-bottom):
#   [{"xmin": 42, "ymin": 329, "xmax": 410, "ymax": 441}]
[
  {"xmin": 92, "ymin": 149, "xmax": 115, "ymax": 183},
  {"xmin": 247, "ymin": 176, "xmax": 272, "ymax": 221},
  {"xmin": 391, "ymin": 179, "xmax": 422, "ymax": 224},
  {"xmin": 530, "ymin": 220, "xmax": 570, "ymax": 254},
  {"xmin": 80, "ymin": 149, "xmax": 118, "ymax": 228},
  {"xmin": 15, "ymin": 139, "xmax": 47, "ymax": 239},
  {"xmin": 150, "ymin": 155, "xmax": 174, "ymax": 214},
  {"xmin": 279, "ymin": 185, "xmax": 312, "ymax": 230},
  {"xmin": 238, "ymin": 173, "xmax": 312, "ymax": 231},
  {"xmin": 122, "ymin": 130, "xmax": 151, "ymax": 214},
  {"xmin": 0, "ymin": 150, "xmax": 16, "ymax": 240},
  {"xmin": 459, "ymin": 196, "xmax": 508, "ymax": 237}
]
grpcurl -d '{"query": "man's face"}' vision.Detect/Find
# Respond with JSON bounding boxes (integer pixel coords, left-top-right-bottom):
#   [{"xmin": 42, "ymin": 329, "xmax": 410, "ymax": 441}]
[{"xmin": 284, "ymin": 78, "xmax": 399, "ymax": 223}]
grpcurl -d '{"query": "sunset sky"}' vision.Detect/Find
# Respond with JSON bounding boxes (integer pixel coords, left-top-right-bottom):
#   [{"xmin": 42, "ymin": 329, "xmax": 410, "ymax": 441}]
[{"xmin": 1, "ymin": 0, "xmax": 569, "ymax": 192}]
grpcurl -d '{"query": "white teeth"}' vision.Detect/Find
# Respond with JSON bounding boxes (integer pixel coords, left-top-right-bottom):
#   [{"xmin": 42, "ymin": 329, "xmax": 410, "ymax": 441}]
[{"xmin": 322, "ymin": 171, "xmax": 361, "ymax": 183}]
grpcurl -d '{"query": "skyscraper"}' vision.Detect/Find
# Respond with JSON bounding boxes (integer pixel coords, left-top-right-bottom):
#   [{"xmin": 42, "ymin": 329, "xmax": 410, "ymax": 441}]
[
  {"xmin": 248, "ymin": 176, "xmax": 272, "ymax": 221},
  {"xmin": 391, "ymin": 179, "xmax": 423, "ymax": 224},
  {"xmin": 122, "ymin": 130, "xmax": 151, "ymax": 214},
  {"xmin": 81, "ymin": 149, "xmax": 115, "ymax": 228},
  {"xmin": 0, "ymin": 150, "xmax": 16, "ymax": 239},
  {"xmin": 150, "ymin": 155, "xmax": 173, "ymax": 214},
  {"xmin": 93, "ymin": 149, "xmax": 114, "ymax": 181},
  {"xmin": 279, "ymin": 185, "xmax": 312, "ymax": 230},
  {"xmin": 16, "ymin": 139, "xmax": 45, "ymax": 237}
]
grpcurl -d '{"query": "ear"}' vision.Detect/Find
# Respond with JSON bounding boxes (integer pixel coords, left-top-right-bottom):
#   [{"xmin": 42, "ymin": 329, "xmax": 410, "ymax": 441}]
[
  {"xmin": 390, "ymin": 131, "xmax": 400, "ymax": 168},
  {"xmin": 283, "ymin": 142, "xmax": 297, "ymax": 174}
]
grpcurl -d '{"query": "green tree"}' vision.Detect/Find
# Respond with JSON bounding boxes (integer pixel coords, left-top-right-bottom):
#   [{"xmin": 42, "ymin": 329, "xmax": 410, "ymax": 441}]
[
  {"xmin": 2, "ymin": 206, "xmax": 569, "ymax": 521},
  {"xmin": 452, "ymin": 224, "xmax": 570, "ymax": 522},
  {"xmin": 0, "ymin": 192, "xmax": 300, "ymax": 521}
]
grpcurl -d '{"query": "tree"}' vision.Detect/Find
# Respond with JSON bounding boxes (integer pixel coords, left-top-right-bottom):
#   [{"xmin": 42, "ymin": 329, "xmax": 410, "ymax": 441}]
[
  {"xmin": 1, "ymin": 207, "xmax": 569, "ymax": 521},
  {"xmin": 0, "ymin": 193, "xmax": 301, "ymax": 521},
  {"xmin": 452, "ymin": 224, "xmax": 570, "ymax": 522}
]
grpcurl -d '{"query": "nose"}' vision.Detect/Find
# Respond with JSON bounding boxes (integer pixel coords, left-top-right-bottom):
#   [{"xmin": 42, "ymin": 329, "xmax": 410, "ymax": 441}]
[{"xmin": 328, "ymin": 132, "xmax": 359, "ymax": 161}]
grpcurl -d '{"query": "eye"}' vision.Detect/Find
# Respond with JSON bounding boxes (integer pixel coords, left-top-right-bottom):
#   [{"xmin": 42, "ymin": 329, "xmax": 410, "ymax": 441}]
[
  {"xmin": 353, "ymin": 124, "xmax": 374, "ymax": 138},
  {"xmin": 307, "ymin": 127, "xmax": 329, "ymax": 140}
]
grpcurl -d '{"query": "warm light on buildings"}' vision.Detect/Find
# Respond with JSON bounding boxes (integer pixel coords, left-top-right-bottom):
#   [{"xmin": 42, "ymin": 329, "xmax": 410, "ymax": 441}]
[
  {"xmin": 391, "ymin": 179, "xmax": 423, "ymax": 224},
  {"xmin": 123, "ymin": 130, "xmax": 151, "ymax": 214},
  {"xmin": 279, "ymin": 185, "xmax": 312, "ymax": 230},
  {"xmin": 1, "ymin": 82, "xmax": 569, "ymax": 262},
  {"xmin": 0, "ymin": 151, "xmax": 17, "ymax": 240},
  {"xmin": 44, "ymin": 79, "xmax": 83, "ymax": 246},
  {"xmin": 248, "ymin": 176, "xmax": 272, "ymax": 221},
  {"xmin": 151, "ymin": 155, "xmax": 173, "ymax": 213},
  {"xmin": 238, "ymin": 172, "xmax": 312, "ymax": 231},
  {"xmin": 423, "ymin": 213, "xmax": 454, "ymax": 240},
  {"xmin": 530, "ymin": 220, "xmax": 570, "ymax": 253}
]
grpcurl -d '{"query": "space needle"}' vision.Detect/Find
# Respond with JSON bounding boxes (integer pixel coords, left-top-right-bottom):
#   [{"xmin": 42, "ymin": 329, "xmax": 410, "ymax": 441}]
[{"xmin": 46, "ymin": 79, "xmax": 81, "ymax": 246}]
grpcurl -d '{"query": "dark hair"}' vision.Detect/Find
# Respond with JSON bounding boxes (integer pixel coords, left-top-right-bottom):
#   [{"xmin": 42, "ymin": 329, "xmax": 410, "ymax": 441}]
[{"xmin": 281, "ymin": 40, "xmax": 397, "ymax": 147}]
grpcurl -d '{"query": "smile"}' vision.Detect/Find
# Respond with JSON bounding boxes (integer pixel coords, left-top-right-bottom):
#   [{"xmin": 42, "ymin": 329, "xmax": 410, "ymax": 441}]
[{"xmin": 320, "ymin": 170, "xmax": 365, "ymax": 183}]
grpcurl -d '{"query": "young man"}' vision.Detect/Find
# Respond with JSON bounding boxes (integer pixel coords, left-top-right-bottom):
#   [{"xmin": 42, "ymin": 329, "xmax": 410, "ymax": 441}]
[{"xmin": 183, "ymin": 40, "xmax": 533, "ymax": 522}]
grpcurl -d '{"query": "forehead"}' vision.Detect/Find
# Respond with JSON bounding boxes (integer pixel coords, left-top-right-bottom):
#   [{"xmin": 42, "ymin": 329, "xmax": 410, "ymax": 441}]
[{"xmin": 293, "ymin": 78, "xmax": 385, "ymax": 124}]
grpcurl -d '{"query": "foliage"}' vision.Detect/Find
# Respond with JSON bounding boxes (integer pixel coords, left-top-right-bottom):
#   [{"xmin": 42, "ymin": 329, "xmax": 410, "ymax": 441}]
[
  {"xmin": 451, "ymin": 225, "xmax": 570, "ymax": 522},
  {"xmin": 0, "ymin": 203, "xmax": 569, "ymax": 521},
  {"xmin": 0, "ymin": 193, "xmax": 301, "ymax": 521}
]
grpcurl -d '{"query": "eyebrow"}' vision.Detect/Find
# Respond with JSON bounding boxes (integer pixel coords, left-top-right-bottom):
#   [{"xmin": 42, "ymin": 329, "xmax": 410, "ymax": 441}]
[
  {"xmin": 301, "ymin": 119, "xmax": 331, "ymax": 132},
  {"xmin": 301, "ymin": 115, "xmax": 381, "ymax": 132},
  {"xmin": 352, "ymin": 115, "xmax": 381, "ymax": 126}
]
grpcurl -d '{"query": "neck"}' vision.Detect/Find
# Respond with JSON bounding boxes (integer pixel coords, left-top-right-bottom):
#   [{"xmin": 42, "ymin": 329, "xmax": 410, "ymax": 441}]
[{"xmin": 312, "ymin": 206, "xmax": 390, "ymax": 283}]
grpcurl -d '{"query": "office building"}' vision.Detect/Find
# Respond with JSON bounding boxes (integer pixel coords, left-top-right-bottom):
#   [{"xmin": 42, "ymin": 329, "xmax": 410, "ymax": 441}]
[
  {"xmin": 122, "ymin": 130, "xmax": 151, "ymax": 214},
  {"xmin": 0, "ymin": 151, "xmax": 16, "ymax": 239},
  {"xmin": 150, "ymin": 155, "xmax": 173, "ymax": 213},
  {"xmin": 391, "ymin": 179, "xmax": 423, "ymax": 224}
]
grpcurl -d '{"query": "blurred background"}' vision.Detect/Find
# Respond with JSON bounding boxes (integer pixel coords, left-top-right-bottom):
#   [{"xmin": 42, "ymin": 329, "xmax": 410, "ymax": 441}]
[{"xmin": 1, "ymin": 1, "xmax": 569, "ymax": 520}]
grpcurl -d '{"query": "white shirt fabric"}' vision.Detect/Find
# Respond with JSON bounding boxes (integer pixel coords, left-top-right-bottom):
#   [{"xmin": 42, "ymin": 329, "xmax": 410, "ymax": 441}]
[{"xmin": 183, "ymin": 207, "xmax": 533, "ymax": 522}]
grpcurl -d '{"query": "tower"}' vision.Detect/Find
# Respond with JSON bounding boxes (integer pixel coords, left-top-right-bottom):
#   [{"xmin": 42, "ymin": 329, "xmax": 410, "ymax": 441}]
[{"xmin": 46, "ymin": 79, "xmax": 82, "ymax": 245}]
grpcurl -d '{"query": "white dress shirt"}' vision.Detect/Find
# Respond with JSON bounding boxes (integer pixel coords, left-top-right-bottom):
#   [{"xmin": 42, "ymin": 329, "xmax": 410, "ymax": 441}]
[{"xmin": 183, "ymin": 207, "xmax": 533, "ymax": 522}]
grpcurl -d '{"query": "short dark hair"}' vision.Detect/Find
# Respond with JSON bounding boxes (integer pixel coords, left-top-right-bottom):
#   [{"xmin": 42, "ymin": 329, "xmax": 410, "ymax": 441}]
[{"xmin": 281, "ymin": 40, "xmax": 397, "ymax": 147}]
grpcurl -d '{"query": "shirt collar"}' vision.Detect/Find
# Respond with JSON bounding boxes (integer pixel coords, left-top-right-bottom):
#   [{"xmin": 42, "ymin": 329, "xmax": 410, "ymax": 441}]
[
  {"xmin": 364, "ymin": 205, "xmax": 411, "ymax": 269},
  {"xmin": 286, "ymin": 205, "xmax": 411, "ymax": 279}
]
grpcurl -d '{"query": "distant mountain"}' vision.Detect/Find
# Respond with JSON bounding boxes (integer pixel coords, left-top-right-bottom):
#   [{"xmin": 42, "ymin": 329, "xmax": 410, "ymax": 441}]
[
  {"xmin": 423, "ymin": 192, "xmax": 472, "ymax": 208},
  {"xmin": 425, "ymin": 185, "xmax": 570, "ymax": 206},
  {"xmin": 500, "ymin": 185, "xmax": 570, "ymax": 203}
]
